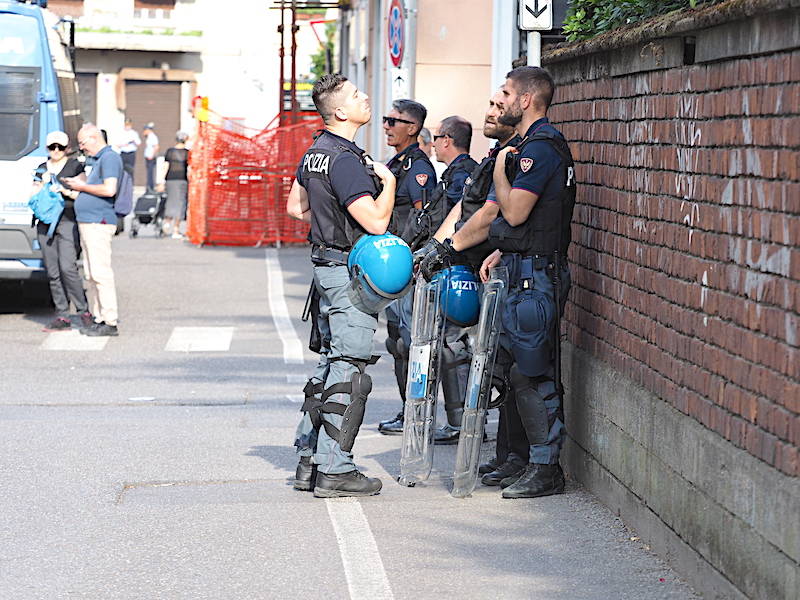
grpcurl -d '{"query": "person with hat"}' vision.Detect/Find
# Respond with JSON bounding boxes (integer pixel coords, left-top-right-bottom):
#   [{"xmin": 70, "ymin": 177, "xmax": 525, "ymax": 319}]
[
  {"xmin": 142, "ymin": 122, "xmax": 159, "ymax": 192},
  {"xmin": 31, "ymin": 131, "xmax": 92, "ymax": 331}
]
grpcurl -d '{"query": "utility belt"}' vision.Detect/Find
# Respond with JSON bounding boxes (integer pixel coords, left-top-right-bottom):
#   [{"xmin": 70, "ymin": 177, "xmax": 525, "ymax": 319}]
[
  {"xmin": 504, "ymin": 252, "xmax": 565, "ymax": 291},
  {"xmin": 311, "ymin": 244, "xmax": 349, "ymax": 266}
]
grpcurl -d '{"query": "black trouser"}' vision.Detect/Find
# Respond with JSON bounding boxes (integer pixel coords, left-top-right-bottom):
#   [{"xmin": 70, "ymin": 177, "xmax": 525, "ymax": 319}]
[
  {"xmin": 37, "ymin": 218, "xmax": 88, "ymax": 317},
  {"xmin": 494, "ymin": 347, "xmax": 529, "ymax": 464},
  {"xmin": 121, "ymin": 152, "xmax": 136, "ymax": 178},
  {"xmin": 145, "ymin": 157, "xmax": 156, "ymax": 191}
]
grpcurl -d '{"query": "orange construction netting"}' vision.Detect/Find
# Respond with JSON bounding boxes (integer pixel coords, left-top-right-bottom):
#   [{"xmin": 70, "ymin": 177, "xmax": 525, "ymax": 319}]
[{"xmin": 186, "ymin": 114, "xmax": 322, "ymax": 246}]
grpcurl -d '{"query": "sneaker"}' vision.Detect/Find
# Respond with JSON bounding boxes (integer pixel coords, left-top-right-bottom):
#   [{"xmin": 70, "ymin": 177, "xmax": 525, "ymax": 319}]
[
  {"xmin": 79, "ymin": 312, "xmax": 94, "ymax": 328},
  {"xmin": 313, "ymin": 470, "xmax": 382, "ymax": 498},
  {"xmin": 171, "ymin": 232, "xmax": 184, "ymax": 240},
  {"xmin": 293, "ymin": 456, "xmax": 317, "ymax": 492},
  {"xmin": 84, "ymin": 322, "xmax": 119, "ymax": 337},
  {"xmin": 43, "ymin": 317, "xmax": 71, "ymax": 332}
]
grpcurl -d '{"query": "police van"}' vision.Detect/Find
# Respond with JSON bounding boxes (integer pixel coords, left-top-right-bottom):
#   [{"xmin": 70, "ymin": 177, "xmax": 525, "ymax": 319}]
[{"xmin": 0, "ymin": 0, "xmax": 80, "ymax": 293}]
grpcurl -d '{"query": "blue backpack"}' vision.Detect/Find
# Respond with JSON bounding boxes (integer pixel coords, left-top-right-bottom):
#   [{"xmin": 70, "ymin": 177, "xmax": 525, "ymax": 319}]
[
  {"xmin": 114, "ymin": 169, "xmax": 133, "ymax": 217},
  {"xmin": 28, "ymin": 182, "xmax": 64, "ymax": 238}
]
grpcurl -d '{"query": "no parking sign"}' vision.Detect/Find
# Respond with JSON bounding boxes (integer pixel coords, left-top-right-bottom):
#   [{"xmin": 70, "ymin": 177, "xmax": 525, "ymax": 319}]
[{"xmin": 387, "ymin": 0, "xmax": 404, "ymax": 67}]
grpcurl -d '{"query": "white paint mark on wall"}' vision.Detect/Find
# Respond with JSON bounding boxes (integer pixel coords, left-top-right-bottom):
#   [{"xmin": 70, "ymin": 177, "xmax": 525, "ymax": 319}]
[{"xmin": 701, "ymin": 271, "xmax": 709, "ymax": 327}]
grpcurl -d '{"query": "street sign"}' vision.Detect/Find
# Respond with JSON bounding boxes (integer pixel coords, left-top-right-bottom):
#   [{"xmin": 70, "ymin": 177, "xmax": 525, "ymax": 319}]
[
  {"xmin": 391, "ymin": 67, "xmax": 409, "ymax": 100},
  {"xmin": 387, "ymin": 0, "xmax": 404, "ymax": 67},
  {"xmin": 519, "ymin": 0, "xmax": 553, "ymax": 31}
]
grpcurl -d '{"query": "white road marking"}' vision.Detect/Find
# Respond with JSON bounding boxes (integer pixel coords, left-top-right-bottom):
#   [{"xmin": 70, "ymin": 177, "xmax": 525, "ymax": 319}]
[
  {"xmin": 286, "ymin": 394, "xmax": 304, "ymax": 403},
  {"xmin": 41, "ymin": 330, "xmax": 109, "ymax": 351},
  {"xmin": 326, "ymin": 499, "xmax": 394, "ymax": 600},
  {"xmin": 286, "ymin": 373, "xmax": 307, "ymax": 384},
  {"xmin": 265, "ymin": 249, "xmax": 304, "ymax": 364},
  {"xmin": 164, "ymin": 327, "xmax": 234, "ymax": 352}
]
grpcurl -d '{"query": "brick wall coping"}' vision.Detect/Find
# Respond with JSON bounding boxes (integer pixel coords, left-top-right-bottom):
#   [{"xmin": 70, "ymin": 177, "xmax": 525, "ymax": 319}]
[{"xmin": 543, "ymin": 0, "xmax": 799, "ymax": 65}]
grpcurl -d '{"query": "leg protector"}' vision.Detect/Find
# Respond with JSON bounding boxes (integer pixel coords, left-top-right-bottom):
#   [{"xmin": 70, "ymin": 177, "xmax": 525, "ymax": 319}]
[
  {"xmin": 440, "ymin": 343, "xmax": 467, "ymax": 427},
  {"xmin": 301, "ymin": 380, "xmax": 324, "ymax": 431},
  {"xmin": 510, "ymin": 365, "xmax": 549, "ymax": 445},
  {"xmin": 387, "ymin": 336, "xmax": 409, "ymax": 404},
  {"xmin": 320, "ymin": 372, "xmax": 372, "ymax": 453}
]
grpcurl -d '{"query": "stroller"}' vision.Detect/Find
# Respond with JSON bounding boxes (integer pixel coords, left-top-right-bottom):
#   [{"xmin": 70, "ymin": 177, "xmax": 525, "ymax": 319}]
[{"xmin": 129, "ymin": 191, "xmax": 166, "ymax": 238}]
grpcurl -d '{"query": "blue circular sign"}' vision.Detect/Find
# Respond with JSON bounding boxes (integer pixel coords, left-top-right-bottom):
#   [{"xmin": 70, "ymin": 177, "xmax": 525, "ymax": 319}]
[{"xmin": 388, "ymin": 0, "xmax": 404, "ymax": 67}]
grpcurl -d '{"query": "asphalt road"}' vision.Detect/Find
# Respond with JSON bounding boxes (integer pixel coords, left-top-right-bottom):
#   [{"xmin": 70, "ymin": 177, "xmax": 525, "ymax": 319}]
[{"xmin": 0, "ymin": 231, "xmax": 699, "ymax": 599}]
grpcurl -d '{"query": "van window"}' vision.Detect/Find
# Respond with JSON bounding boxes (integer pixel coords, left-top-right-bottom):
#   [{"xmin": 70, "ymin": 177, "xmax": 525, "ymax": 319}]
[{"xmin": 0, "ymin": 66, "xmax": 40, "ymax": 159}]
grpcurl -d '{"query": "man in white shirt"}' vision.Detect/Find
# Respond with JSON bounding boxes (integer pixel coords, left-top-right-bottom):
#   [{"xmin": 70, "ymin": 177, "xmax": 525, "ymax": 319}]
[
  {"xmin": 142, "ymin": 122, "xmax": 159, "ymax": 191},
  {"xmin": 117, "ymin": 118, "xmax": 141, "ymax": 180}
]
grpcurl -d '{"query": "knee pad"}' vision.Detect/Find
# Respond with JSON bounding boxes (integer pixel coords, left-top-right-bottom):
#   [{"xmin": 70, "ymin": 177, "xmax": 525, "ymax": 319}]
[
  {"xmin": 510, "ymin": 365, "xmax": 549, "ymax": 445},
  {"xmin": 301, "ymin": 379, "xmax": 324, "ymax": 430},
  {"xmin": 320, "ymin": 372, "xmax": 373, "ymax": 453}
]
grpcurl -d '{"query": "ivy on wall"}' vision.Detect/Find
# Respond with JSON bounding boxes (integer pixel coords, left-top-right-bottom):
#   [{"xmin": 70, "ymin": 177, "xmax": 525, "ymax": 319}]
[{"xmin": 563, "ymin": 0, "xmax": 719, "ymax": 41}]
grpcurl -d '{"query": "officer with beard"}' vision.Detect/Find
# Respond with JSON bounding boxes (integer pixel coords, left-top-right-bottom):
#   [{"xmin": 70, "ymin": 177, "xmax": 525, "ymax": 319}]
[{"xmin": 420, "ymin": 66, "xmax": 577, "ymax": 499}]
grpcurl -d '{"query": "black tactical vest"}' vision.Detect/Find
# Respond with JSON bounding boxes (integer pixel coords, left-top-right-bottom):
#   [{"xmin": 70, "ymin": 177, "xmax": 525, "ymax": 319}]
[
  {"xmin": 487, "ymin": 128, "xmax": 576, "ymax": 257},
  {"xmin": 300, "ymin": 130, "xmax": 378, "ymax": 251},
  {"xmin": 454, "ymin": 137, "xmax": 519, "ymax": 268},
  {"xmin": 387, "ymin": 144, "xmax": 434, "ymax": 236}
]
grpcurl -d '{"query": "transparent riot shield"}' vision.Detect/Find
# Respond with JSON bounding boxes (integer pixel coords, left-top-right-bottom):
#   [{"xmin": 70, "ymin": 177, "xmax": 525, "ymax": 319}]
[
  {"xmin": 451, "ymin": 266, "xmax": 508, "ymax": 498},
  {"xmin": 398, "ymin": 273, "xmax": 446, "ymax": 487}
]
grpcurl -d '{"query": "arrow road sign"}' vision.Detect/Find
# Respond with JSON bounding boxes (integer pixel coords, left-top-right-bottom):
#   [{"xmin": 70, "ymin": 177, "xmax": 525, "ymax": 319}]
[{"xmin": 519, "ymin": 0, "xmax": 553, "ymax": 31}]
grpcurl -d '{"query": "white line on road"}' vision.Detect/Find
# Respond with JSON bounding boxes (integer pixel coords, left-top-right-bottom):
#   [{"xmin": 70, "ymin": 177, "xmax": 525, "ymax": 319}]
[
  {"xmin": 41, "ymin": 330, "xmax": 109, "ymax": 351},
  {"xmin": 286, "ymin": 394, "xmax": 304, "ymax": 403},
  {"xmin": 326, "ymin": 499, "xmax": 394, "ymax": 600},
  {"xmin": 265, "ymin": 249, "xmax": 304, "ymax": 364},
  {"xmin": 164, "ymin": 327, "xmax": 235, "ymax": 352}
]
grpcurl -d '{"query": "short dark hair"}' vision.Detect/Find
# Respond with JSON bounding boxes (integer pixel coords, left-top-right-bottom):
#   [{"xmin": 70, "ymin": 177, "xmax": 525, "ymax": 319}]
[
  {"xmin": 312, "ymin": 73, "xmax": 349, "ymax": 123},
  {"xmin": 505, "ymin": 66, "xmax": 555, "ymax": 110},
  {"xmin": 392, "ymin": 99, "xmax": 426, "ymax": 135},
  {"xmin": 439, "ymin": 116, "xmax": 472, "ymax": 151}
]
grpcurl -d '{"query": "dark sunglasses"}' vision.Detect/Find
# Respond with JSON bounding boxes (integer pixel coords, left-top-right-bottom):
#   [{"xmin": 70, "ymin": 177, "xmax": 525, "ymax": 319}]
[
  {"xmin": 47, "ymin": 144, "xmax": 66, "ymax": 151},
  {"xmin": 383, "ymin": 116, "xmax": 415, "ymax": 127},
  {"xmin": 433, "ymin": 134, "xmax": 450, "ymax": 141}
]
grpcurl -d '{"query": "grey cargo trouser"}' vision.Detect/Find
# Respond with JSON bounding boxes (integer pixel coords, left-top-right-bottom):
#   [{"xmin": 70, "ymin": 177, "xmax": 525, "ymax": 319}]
[{"xmin": 294, "ymin": 264, "xmax": 378, "ymax": 474}]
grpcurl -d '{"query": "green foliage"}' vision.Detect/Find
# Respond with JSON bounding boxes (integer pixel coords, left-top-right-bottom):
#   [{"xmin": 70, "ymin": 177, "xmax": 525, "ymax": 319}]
[
  {"xmin": 310, "ymin": 22, "xmax": 337, "ymax": 81},
  {"xmin": 563, "ymin": 0, "xmax": 706, "ymax": 42}
]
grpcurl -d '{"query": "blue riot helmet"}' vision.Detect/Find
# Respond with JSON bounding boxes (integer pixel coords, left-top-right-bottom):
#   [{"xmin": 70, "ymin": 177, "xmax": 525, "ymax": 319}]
[
  {"xmin": 433, "ymin": 265, "xmax": 480, "ymax": 327},
  {"xmin": 347, "ymin": 234, "xmax": 413, "ymax": 314}
]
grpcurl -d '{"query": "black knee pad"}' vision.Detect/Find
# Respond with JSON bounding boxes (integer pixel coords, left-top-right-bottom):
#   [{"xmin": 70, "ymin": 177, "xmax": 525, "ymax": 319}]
[
  {"xmin": 301, "ymin": 380, "xmax": 324, "ymax": 430},
  {"xmin": 510, "ymin": 365, "xmax": 549, "ymax": 445},
  {"xmin": 320, "ymin": 372, "xmax": 373, "ymax": 453}
]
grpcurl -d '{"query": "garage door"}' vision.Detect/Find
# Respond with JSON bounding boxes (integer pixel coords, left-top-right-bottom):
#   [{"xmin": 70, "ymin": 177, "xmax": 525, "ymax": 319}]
[{"xmin": 125, "ymin": 80, "xmax": 180, "ymax": 187}]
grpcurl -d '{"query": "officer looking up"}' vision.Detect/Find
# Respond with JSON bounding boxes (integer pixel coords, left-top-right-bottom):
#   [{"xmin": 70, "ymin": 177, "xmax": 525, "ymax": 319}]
[
  {"xmin": 286, "ymin": 73, "xmax": 396, "ymax": 498},
  {"xmin": 378, "ymin": 99, "xmax": 437, "ymax": 435},
  {"xmin": 419, "ymin": 66, "xmax": 577, "ymax": 499}
]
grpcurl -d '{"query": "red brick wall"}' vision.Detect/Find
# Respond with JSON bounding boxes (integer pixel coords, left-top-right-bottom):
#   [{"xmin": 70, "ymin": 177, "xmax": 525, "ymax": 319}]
[{"xmin": 549, "ymin": 49, "xmax": 800, "ymax": 476}]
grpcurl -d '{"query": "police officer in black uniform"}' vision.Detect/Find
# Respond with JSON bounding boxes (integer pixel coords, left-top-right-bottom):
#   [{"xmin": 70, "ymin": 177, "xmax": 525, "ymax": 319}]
[
  {"xmin": 420, "ymin": 66, "xmax": 577, "ymax": 499},
  {"xmin": 378, "ymin": 99, "xmax": 437, "ymax": 434},
  {"xmin": 287, "ymin": 73, "xmax": 396, "ymax": 498},
  {"xmin": 417, "ymin": 92, "xmax": 526, "ymax": 459}
]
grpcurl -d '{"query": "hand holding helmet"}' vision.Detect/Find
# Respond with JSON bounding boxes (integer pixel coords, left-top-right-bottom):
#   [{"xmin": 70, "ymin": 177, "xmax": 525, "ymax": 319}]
[{"xmin": 419, "ymin": 238, "xmax": 456, "ymax": 281}]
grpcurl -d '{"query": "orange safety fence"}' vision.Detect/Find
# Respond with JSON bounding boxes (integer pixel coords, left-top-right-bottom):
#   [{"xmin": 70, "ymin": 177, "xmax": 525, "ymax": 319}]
[{"xmin": 186, "ymin": 113, "xmax": 322, "ymax": 246}]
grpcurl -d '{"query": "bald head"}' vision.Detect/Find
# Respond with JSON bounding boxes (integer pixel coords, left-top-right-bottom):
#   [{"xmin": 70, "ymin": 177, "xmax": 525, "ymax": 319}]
[{"xmin": 78, "ymin": 123, "xmax": 106, "ymax": 156}]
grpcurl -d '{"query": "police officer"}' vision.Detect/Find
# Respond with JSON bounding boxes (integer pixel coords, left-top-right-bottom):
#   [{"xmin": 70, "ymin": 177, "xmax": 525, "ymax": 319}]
[
  {"xmin": 420, "ymin": 66, "xmax": 577, "ymax": 499},
  {"xmin": 417, "ymin": 93, "xmax": 526, "ymax": 458},
  {"xmin": 378, "ymin": 99, "xmax": 437, "ymax": 434},
  {"xmin": 287, "ymin": 73, "xmax": 396, "ymax": 498}
]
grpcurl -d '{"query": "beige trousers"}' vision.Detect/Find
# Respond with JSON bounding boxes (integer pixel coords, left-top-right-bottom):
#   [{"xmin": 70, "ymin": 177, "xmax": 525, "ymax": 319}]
[{"xmin": 78, "ymin": 223, "xmax": 118, "ymax": 326}]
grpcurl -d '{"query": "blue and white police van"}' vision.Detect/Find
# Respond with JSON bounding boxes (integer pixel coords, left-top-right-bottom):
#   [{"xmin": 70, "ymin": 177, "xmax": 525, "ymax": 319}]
[{"xmin": 0, "ymin": 0, "xmax": 80, "ymax": 289}]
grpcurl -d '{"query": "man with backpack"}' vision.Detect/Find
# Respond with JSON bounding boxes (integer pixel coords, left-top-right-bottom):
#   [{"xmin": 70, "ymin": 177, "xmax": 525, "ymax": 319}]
[{"xmin": 62, "ymin": 123, "xmax": 125, "ymax": 337}]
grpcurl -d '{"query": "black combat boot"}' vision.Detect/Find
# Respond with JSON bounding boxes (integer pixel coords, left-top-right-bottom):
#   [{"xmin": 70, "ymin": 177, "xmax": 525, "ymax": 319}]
[
  {"xmin": 480, "ymin": 459, "xmax": 526, "ymax": 486},
  {"xmin": 378, "ymin": 412, "xmax": 403, "ymax": 434},
  {"xmin": 313, "ymin": 470, "xmax": 383, "ymax": 498},
  {"xmin": 293, "ymin": 455, "xmax": 317, "ymax": 491},
  {"xmin": 478, "ymin": 457, "xmax": 499, "ymax": 474},
  {"xmin": 433, "ymin": 423, "xmax": 460, "ymax": 444},
  {"xmin": 501, "ymin": 463, "xmax": 565, "ymax": 499}
]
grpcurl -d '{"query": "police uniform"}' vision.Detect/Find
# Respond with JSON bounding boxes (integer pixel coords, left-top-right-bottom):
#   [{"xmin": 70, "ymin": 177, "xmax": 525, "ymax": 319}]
[
  {"xmin": 293, "ymin": 129, "xmax": 381, "ymax": 477},
  {"xmin": 487, "ymin": 117, "xmax": 576, "ymax": 497},
  {"xmin": 379, "ymin": 143, "xmax": 437, "ymax": 432}
]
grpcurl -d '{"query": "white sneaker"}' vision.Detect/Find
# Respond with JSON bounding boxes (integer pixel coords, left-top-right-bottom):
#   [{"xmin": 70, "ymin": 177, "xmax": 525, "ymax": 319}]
[{"xmin": 171, "ymin": 232, "xmax": 183, "ymax": 239}]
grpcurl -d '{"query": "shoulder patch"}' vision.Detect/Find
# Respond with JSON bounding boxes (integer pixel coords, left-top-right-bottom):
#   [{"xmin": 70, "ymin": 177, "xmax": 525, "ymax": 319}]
[
  {"xmin": 415, "ymin": 173, "xmax": 429, "ymax": 186},
  {"xmin": 519, "ymin": 157, "xmax": 534, "ymax": 173}
]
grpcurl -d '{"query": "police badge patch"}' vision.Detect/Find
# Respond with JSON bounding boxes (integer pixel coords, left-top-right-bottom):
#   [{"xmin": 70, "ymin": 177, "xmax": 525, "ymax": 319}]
[
  {"xmin": 415, "ymin": 173, "xmax": 429, "ymax": 186},
  {"xmin": 519, "ymin": 158, "xmax": 534, "ymax": 172}
]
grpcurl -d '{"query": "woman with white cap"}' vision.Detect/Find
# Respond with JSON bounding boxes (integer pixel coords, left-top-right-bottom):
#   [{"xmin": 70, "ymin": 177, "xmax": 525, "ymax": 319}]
[{"xmin": 31, "ymin": 131, "xmax": 92, "ymax": 331}]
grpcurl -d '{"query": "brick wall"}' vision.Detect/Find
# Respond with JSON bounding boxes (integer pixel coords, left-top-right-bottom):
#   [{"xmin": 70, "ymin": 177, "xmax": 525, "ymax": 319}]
[
  {"xmin": 549, "ymin": 41, "xmax": 800, "ymax": 477},
  {"xmin": 543, "ymin": 4, "xmax": 800, "ymax": 596}
]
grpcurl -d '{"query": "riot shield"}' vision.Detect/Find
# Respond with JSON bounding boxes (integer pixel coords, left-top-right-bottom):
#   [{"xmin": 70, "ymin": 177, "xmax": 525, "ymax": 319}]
[
  {"xmin": 451, "ymin": 266, "xmax": 508, "ymax": 498},
  {"xmin": 398, "ymin": 273, "xmax": 446, "ymax": 486}
]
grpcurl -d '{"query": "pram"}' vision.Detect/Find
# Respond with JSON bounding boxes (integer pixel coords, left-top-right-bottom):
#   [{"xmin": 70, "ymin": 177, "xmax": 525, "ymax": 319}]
[{"xmin": 129, "ymin": 192, "xmax": 166, "ymax": 238}]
